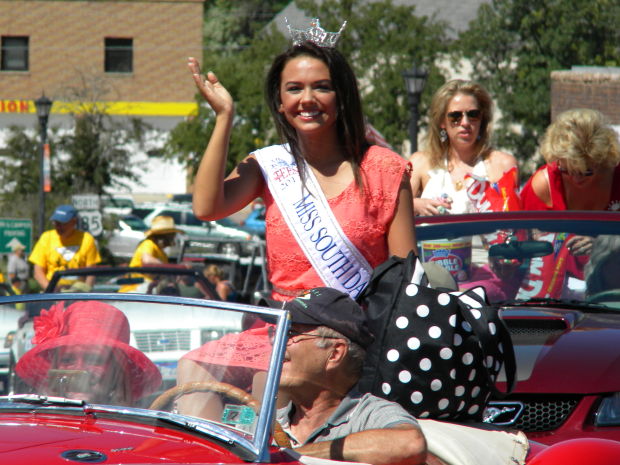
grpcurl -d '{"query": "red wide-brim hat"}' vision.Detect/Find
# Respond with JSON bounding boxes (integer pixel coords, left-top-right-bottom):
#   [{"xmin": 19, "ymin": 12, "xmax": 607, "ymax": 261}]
[{"xmin": 15, "ymin": 301, "xmax": 162, "ymax": 403}]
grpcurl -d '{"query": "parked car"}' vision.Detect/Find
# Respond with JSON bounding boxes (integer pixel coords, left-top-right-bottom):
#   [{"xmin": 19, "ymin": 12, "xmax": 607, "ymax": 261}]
[
  {"xmin": 415, "ymin": 210, "xmax": 620, "ymax": 445},
  {"xmin": 0, "ymin": 290, "xmax": 616, "ymax": 463},
  {"xmin": 170, "ymin": 193, "xmax": 192, "ymax": 204},
  {"xmin": 215, "ymin": 215, "xmax": 258, "ymax": 237},
  {"xmin": 131, "ymin": 202, "xmax": 162, "ymax": 220},
  {"xmin": 105, "ymin": 214, "xmax": 149, "ymax": 260},
  {"xmin": 101, "ymin": 194, "xmax": 135, "ymax": 217},
  {"xmin": 243, "ymin": 206, "xmax": 266, "ymax": 238},
  {"xmin": 143, "ymin": 204, "xmax": 260, "ymax": 256}
]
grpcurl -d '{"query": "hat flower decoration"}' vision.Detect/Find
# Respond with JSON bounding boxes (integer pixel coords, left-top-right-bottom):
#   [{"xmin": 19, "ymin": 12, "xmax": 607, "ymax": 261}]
[{"xmin": 32, "ymin": 302, "xmax": 70, "ymax": 345}]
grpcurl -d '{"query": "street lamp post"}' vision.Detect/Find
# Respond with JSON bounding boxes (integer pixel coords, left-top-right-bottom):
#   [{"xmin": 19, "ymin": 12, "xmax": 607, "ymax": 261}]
[
  {"xmin": 34, "ymin": 94, "xmax": 53, "ymax": 237},
  {"xmin": 402, "ymin": 64, "xmax": 428, "ymax": 154}
]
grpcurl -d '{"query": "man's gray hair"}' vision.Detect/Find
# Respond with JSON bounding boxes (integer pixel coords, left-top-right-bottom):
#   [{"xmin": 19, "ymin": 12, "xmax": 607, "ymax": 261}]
[{"xmin": 314, "ymin": 326, "xmax": 366, "ymax": 378}]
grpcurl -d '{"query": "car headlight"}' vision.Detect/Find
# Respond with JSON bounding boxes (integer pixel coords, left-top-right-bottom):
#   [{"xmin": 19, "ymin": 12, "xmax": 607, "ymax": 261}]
[{"xmin": 595, "ymin": 393, "xmax": 620, "ymax": 426}]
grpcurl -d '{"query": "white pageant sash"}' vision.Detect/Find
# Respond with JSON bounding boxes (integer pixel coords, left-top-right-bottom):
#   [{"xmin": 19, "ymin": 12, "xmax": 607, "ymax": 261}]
[{"xmin": 255, "ymin": 145, "xmax": 372, "ymax": 299}]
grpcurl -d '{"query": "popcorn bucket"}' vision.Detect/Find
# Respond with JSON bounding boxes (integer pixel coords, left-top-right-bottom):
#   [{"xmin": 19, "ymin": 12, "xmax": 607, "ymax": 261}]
[{"xmin": 420, "ymin": 237, "xmax": 472, "ymax": 282}]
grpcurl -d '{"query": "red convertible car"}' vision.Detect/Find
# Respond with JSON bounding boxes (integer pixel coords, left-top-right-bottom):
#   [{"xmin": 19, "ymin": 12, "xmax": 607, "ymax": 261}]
[
  {"xmin": 415, "ymin": 211, "xmax": 620, "ymax": 446},
  {"xmin": 0, "ymin": 210, "xmax": 618, "ymax": 463}
]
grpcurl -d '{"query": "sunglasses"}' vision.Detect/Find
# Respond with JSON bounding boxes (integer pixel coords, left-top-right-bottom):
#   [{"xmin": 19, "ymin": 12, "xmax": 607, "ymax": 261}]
[
  {"xmin": 557, "ymin": 165, "xmax": 594, "ymax": 177},
  {"xmin": 267, "ymin": 326, "xmax": 342, "ymax": 343},
  {"xmin": 446, "ymin": 109, "xmax": 482, "ymax": 124}
]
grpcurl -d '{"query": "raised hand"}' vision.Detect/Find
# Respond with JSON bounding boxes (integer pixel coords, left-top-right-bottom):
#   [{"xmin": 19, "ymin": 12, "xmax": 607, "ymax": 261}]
[{"xmin": 188, "ymin": 57, "xmax": 234, "ymax": 116}]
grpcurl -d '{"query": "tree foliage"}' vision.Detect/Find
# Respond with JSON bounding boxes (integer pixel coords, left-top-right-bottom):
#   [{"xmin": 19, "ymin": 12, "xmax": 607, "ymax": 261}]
[
  {"xmin": 296, "ymin": 0, "xmax": 448, "ymax": 151},
  {"xmin": 459, "ymin": 0, "xmax": 620, "ymax": 176},
  {"xmin": 54, "ymin": 109, "xmax": 147, "ymax": 195},
  {"xmin": 0, "ymin": 127, "xmax": 40, "ymax": 198},
  {"xmin": 166, "ymin": 0, "xmax": 450, "ymax": 178},
  {"xmin": 0, "ymin": 74, "xmax": 148, "ymax": 225},
  {"xmin": 202, "ymin": 0, "xmax": 290, "ymax": 52}
]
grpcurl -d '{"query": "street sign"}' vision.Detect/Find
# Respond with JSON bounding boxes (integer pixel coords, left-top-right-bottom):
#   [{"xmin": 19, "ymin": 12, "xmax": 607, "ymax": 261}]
[
  {"xmin": 78, "ymin": 210, "xmax": 103, "ymax": 236},
  {"xmin": 72, "ymin": 194, "xmax": 100, "ymax": 210},
  {"xmin": 0, "ymin": 218, "xmax": 32, "ymax": 254},
  {"xmin": 72, "ymin": 194, "xmax": 103, "ymax": 236}
]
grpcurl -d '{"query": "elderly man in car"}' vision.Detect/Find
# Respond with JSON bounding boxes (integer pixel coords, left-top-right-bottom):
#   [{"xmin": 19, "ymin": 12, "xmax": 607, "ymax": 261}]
[{"xmin": 264, "ymin": 287, "xmax": 427, "ymax": 465}]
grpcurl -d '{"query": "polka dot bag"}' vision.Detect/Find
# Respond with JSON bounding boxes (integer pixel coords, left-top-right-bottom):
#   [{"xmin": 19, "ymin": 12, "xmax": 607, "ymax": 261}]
[{"xmin": 357, "ymin": 251, "xmax": 516, "ymax": 421}]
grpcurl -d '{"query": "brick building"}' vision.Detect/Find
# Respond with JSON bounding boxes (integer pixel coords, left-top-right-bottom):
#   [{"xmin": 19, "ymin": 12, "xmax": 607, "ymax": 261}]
[
  {"xmin": 551, "ymin": 67, "xmax": 620, "ymax": 128},
  {"xmin": 0, "ymin": 0, "xmax": 203, "ymax": 129},
  {"xmin": 0, "ymin": 0, "xmax": 205, "ymax": 196}
]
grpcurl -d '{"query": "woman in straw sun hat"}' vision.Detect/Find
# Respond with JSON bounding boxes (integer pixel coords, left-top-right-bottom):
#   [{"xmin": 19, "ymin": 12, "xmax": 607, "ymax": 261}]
[
  {"xmin": 129, "ymin": 215, "xmax": 184, "ymax": 267},
  {"xmin": 15, "ymin": 300, "xmax": 161, "ymax": 405},
  {"xmin": 119, "ymin": 215, "xmax": 184, "ymax": 293}
]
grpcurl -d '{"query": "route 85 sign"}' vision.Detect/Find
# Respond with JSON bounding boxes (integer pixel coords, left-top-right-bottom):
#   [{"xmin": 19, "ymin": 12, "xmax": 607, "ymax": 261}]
[{"xmin": 72, "ymin": 194, "xmax": 103, "ymax": 237}]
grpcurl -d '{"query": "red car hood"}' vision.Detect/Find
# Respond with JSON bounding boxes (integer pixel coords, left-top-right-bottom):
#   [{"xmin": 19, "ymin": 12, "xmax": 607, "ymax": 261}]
[
  {"xmin": 0, "ymin": 411, "xmax": 261, "ymax": 464},
  {"xmin": 501, "ymin": 307, "xmax": 620, "ymax": 393}
]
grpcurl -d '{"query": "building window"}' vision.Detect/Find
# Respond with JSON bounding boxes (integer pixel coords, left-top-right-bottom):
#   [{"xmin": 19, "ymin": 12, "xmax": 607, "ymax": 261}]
[
  {"xmin": 104, "ymin": 38, "xmax": 133, "ymax": 73},
  {"xmin": 1, "ymin": 36, "xmax": 29, "ymax": 71}
]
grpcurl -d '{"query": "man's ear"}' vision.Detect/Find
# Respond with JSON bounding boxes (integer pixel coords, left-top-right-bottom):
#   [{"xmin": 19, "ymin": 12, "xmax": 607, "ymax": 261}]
[{"xmin": 325, "ymin": 340, "xmax": 348, "ymax": 369}]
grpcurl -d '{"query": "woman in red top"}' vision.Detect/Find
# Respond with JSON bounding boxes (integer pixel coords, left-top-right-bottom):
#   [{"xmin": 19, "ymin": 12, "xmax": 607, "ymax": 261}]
[
  {"xmin": 189, "ymin": 39, "xmax": 416, "ymax": 301},
  {"xmin": 178, "ymin": 23, "xmax": 417, "ymax": 420},
  {"xmin": 517, "ymin": 109, "xmax": 620, "ymax": 300},
  {"xmin": 521, "ymin": 108, "xmax": 620, "ymax": 212}
]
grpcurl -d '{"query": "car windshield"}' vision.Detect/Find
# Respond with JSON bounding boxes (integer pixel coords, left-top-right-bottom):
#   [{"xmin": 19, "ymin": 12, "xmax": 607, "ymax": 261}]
[
  {"xmin": 1, "ymin": 294, "xmax": 288, "ymax": 461},
  {"xmin": 415, "ymin": 211, "xmax": 620, "ymax": 308},
  {"xmin": 121, "ymin": 214, "xmax": 148, "ymax": 231}
]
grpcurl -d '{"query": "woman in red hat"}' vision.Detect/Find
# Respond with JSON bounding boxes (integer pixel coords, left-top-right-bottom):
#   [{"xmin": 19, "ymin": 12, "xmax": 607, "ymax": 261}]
[{"xmin": 15, "ymin": 301, "xmax": 162, "ymax": 406}]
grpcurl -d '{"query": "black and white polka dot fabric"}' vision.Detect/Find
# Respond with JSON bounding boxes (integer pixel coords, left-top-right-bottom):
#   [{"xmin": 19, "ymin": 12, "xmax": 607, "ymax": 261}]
[{"xmin": 358, "ymin": 253, "xmax": 516, "ymax": 422}]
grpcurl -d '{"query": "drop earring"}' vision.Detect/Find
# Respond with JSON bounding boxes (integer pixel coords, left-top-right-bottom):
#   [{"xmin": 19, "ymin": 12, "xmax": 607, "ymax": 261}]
[{"xmin": 439, "ymin": 129, "xmax": 448, "ymax": 143}]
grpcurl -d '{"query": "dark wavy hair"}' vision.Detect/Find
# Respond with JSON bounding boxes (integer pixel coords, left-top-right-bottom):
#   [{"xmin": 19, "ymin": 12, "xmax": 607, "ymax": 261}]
[{"xmin": 265, "ymin": 42, "xmax": 368, "ymax": 189}]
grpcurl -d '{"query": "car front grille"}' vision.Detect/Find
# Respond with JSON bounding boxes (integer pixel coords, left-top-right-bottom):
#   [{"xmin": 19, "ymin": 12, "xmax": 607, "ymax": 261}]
[
  {"xmin": 134, "ymin": 330, "xmax": 191, "ymax": 352},
  {"xmin": 487, "ymin": 395, "xmax": 580, "ymax": 432}
]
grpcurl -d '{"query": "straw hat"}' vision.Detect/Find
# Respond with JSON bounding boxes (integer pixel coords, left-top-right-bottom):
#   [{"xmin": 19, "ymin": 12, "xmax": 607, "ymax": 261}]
[
  {"xmin": 15, "ymin": 301, "xmax": 162, "ymax": 402},
  {"xmin": 145, "ymin": 215, "xmax": 183, "ymax": 238}
]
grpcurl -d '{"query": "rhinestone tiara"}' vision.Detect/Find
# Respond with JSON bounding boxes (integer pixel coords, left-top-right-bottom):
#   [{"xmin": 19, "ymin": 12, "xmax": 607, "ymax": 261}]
[{"xmin": 285, "ymin": 17, "xmax": 347, "ymax": 48}]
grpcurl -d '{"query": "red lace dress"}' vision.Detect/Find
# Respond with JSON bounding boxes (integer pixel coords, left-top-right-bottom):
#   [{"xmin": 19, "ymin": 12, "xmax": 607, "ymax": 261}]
[
  {"xmin": 182, "ymin": 146, "xmax": 410, "ymax": 383},
  {"xmin": 264, "ymin": 145, "xmax": 410, "ymax": 300}
]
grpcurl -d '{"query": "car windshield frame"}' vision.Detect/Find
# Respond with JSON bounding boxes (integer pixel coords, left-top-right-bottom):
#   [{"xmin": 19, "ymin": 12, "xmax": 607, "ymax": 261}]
[
  {"xmin": 415, "ymin": 210, "xmax": 620, "ymax": 240},
  {"xmin": 0, "ymin": 292, "xmax": 291, "ymax": 463},
  {"xmin": 44, "ymin": 265, "xmax": 220, "ymax": 299}
]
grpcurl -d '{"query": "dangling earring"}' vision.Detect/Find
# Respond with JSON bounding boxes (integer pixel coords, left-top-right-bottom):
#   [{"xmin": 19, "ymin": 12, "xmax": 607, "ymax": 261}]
[{"xmin": 439, "ymin": 128, "xmax": 448, "ymax": 143}]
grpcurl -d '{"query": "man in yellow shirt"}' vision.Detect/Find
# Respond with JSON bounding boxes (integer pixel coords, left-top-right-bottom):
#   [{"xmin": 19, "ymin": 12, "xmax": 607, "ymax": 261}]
[{"xmin": 29, "ymin": 205, "xmax": 101, "ymax": 291}]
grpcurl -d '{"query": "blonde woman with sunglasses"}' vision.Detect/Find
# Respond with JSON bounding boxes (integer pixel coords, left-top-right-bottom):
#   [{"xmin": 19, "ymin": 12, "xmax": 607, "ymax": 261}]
[
  {"xmin": 521, "ymin": 108, "xmax": 620, "ymax": 212},
  {"xmin": 409, "ymin": 80, "xmax": 516, "ymax": 216}
]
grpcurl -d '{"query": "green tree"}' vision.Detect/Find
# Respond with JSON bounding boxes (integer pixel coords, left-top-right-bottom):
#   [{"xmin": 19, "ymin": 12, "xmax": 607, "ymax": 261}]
[
  {"xmin": 203, "ymin": 0, "xmax": 290, "ymax": 53},
  {"xmin": 166, "ymin": 29, "xmax": 285, "ymax": 175},
  {"xmin": 296, "ymin": 0, "xmax": 448, "ymax": 150},
  {"xmin": 0, "ymin": 126, "xmax": 41, "ymax": 199},
  {"xmin": 0, "ymin": 76, "xmax": 148, "ymax": 230},
  {"xmin": 166, "ymin": 0, "xmax": 449, "ymax": 177},
  {"xmin": 460, "ymin": 0, "xmax": 620, "ymax": 176},
  {"xmin": 54, "ymin": 109, "xmax": 147, "ymax": 195}
]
